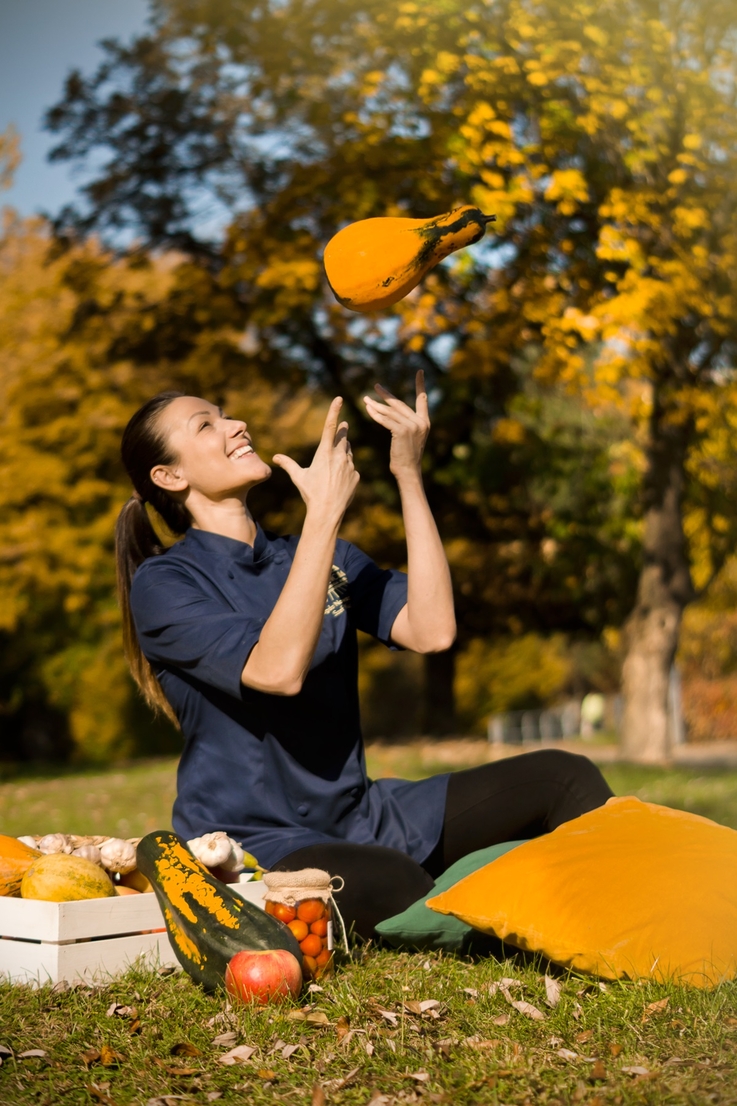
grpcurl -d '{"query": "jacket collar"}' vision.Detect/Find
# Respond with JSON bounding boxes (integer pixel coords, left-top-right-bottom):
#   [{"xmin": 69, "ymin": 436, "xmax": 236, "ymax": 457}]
[{"xmin": 180, "ymin": 523, "xmax": 272, "ymax": 566}]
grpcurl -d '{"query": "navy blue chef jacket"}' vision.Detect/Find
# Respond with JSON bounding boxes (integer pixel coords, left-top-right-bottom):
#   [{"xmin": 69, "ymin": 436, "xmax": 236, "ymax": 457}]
[{"xmin": 130, "ymin": 526, "xmax": 449, "ymax": 869}]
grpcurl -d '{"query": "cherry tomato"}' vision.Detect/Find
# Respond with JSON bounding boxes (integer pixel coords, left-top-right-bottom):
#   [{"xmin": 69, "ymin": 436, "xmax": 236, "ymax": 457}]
[
  {"xmin": 315, "ymin": 947, "xmax": 332, "ymax": 969},
  {"xmin": 267, "ymin": 901, "xmax": 296, "ymax": 924},
  {"xmin": 310, "ymin": 916, "xmax": 328, "ymax": 938},
  {"xmin": 296, "ymin": 898, "xmax": 325, "ymax": 924},
  {"xmin": 287, "ymin": 919, "xmax": 309, "ymax": 942},
  {"xmin": 302, "ymin": 955, "xmax": 318, "ymax": 978},
  {"xmin": 299, "ymin": 933, "xmax": 323, "ymax": 958}
]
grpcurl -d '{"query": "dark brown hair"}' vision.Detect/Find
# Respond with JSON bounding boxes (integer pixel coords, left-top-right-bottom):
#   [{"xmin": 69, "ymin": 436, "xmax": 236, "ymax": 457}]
[{"xmin": 115, "ymin": 391, "xmax": 189, "ymax": 722}]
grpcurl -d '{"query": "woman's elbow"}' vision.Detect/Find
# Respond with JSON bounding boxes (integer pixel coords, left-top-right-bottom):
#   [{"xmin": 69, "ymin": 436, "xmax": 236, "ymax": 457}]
[
  {"xmin": 241, "ymin": 666, "xmax": 304, "ymax": 696},
  {"xmin": 415, "ymin": 626, "xmax": 457, "ymax": 654}
]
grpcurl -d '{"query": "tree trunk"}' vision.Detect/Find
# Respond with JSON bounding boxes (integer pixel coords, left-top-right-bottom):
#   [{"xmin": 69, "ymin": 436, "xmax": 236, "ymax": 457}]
[
  {"xmin": 621, "ymin": 386, "xmax": 694, "ymax": 762},
  {"xmin": 420, "ymin": 647, "xmax": 457, "ymax": 735}
]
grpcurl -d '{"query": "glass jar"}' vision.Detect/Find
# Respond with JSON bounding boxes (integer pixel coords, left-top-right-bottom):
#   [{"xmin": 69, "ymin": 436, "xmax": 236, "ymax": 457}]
[{"xmin": 262, "ymin": 868, "xmax": 338, "ymax": 980}]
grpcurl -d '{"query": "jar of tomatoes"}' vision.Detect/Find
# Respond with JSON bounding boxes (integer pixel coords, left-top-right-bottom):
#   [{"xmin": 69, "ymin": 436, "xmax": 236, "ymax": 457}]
[{"xmin": 262, "ymin": 868, "xmax": 340, "ymax": 980}]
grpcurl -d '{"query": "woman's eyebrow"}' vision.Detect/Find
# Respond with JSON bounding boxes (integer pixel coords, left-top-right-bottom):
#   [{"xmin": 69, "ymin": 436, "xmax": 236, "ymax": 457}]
[{"xmin": 187, "ymin": 409, "xmax": 217, "ymax": 424}]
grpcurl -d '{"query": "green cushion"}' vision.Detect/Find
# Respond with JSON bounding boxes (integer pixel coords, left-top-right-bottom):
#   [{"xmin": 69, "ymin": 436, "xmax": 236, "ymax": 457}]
[{"xmin": 375, "ymin": 840, "xmax": 527, "ymax": 952}]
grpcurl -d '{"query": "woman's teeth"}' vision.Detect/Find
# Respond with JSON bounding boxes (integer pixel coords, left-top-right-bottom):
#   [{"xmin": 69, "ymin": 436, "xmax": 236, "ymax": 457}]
[{"xmin": 230, "ymin": 443, "xmax": 254, "ymax": 460}]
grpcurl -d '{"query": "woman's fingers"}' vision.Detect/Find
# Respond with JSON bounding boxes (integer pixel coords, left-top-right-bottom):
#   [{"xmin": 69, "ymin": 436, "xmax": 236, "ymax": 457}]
[
  {"xmin": 319, "ymin": 396, "xmax": 344, "ymax": 450},
  {"xmin": 271, "ymin": 453, "xmax": 303, "ymax": 482},
  {"xmin": 415, "ymin": 370, "xmax": 430, "ymax": 422}
]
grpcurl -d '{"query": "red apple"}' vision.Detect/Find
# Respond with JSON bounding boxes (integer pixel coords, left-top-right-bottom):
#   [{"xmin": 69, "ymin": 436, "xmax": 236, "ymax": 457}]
[{"xmin": 225, "ymin": 948, "xmax": 303, "ymax": 1005}]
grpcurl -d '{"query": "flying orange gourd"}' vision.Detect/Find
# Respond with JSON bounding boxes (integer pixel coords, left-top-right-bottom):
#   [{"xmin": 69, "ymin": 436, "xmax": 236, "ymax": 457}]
[{"xmin": 323, "ymin": 205, "xmax": 496, "ymax": 313}]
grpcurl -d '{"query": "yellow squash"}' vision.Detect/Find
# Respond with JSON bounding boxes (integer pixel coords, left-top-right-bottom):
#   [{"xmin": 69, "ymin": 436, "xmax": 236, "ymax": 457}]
[
  {"xmin": 21, "ymin": 853, "xmax": 115, "ymax": 902},
  {"xmin": 323, "ymin": 205, "xmax": 495, "ymax": 313},
  {"xmin": 0, "ymin": 835, "xmax": 42, "ymax": 897}
]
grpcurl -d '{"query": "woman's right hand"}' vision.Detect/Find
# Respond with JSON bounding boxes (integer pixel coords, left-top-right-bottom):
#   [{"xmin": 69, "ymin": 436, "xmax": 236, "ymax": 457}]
[{"xmin": 272, "ymin": 398, "xmax": 360, "ymax": 525}]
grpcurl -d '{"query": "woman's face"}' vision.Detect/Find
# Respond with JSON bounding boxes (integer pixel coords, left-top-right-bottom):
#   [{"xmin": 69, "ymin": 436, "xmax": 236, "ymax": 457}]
[{"xmin": 152, "ymin": 396, "xmax": 272, "ymax": 501}]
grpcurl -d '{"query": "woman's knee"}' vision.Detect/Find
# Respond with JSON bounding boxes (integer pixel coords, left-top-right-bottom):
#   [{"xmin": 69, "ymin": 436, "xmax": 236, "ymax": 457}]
[{"xmin": 528, "ymin": 748, "xmax": 613, "ymax": 811}]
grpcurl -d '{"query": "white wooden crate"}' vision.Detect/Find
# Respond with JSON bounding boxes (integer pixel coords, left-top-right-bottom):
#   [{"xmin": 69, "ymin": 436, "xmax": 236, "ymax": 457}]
[{"xmin": 0, "ymin": 878, "xmax": 266, "ymax": 987}]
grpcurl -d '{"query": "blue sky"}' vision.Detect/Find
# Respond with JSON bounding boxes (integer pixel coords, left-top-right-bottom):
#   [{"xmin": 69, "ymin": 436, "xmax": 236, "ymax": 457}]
[{"xmin": 0, "ymin": 0, "xmax": 150, "ymax": 217}]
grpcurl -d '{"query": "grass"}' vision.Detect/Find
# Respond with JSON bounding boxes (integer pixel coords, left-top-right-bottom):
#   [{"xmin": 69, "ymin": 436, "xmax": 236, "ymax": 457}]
[
  {"xmin": 2, "ymin": 745, "xmax": 737, "ymax": 1103},
  {"xmin": 3, "ymin": 744, "xmax": 737, "ymax": 837}
]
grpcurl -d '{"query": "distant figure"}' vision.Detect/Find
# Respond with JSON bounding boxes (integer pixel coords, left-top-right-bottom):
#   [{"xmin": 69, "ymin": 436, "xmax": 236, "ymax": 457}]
[
  {"xmin": 114, "ymin": 372, "xmax": 613, "ymax": 938},
  {"xmin": 580, "ymin": 692, "xmax": 606, "ymax": 739}
]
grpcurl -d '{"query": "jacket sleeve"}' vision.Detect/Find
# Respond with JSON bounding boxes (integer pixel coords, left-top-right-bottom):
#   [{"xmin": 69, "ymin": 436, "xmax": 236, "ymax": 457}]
[
  {"xmin": 130, "ymin": 561, "xmax": 264, "ymax": 699},
  {"xmin": 339, "ymin": 540, "xmax": 408, "ymax": 646}
]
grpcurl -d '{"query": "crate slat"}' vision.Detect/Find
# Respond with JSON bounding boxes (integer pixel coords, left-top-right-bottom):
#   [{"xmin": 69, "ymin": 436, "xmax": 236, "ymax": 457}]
[
  {"xmin": 0, "ymin": 931, "xmax": 177, "ymax": 986},
  {"xmin": 0, "ymin": 893, "xmax": 165, "ymax": 942}
]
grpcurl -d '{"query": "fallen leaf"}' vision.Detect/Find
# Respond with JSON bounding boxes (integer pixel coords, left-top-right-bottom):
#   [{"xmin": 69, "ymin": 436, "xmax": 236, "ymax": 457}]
[
  {"xmin": 308, "ymin": 983, "xmax": 324, "ymax": 994},
  {"xmin": 207, "ymin": 1013, "xmax": 237, "ymax": 1029},
  {"xmin": 507, "ymin": 998, "xmax": 546, "ymax": 1021},
  {"xmin": 286, "ymin": 1010, "xmax": 306, "ymax": 1022},
  {"xmin": 545, "ymin": 976, "xmax": 563, "ymax": 1008},
  {"xmin": 128, "ymin": 1019, "xmax": 142, "ymax": 1036},
  {"xmin": 589, "ymin": 1060, "xmax": 607, "ymax": 1081},
  {"xmin": 726, "ymin": 1017, "xmax": 737, "ymax": 1027},
  {"xmin": 87, "ymin": 1085, "xmax": 118, "ymax": 1106},
  {"xmin": 18, "ymin": 1050, "xmax": 47, "ymax": 1060},
  {"xmin": 0, "ymin": 1045, "xmax": 12, "ymax": 1059},
  {"xmin": 463, "ymin": 988, "xmax": 478, "ymax": 998},
  {"xmin": 463, "ymin": 1037, "xmax": 501, "ymax": 1050},
  {"xmin": 571, "ymin": 1002, "xmax": 583, "ymax": 1020},
  {"xmin": 257, "ymin": 1068, "xmax": 277, "ymax": 1080},
  {"xmin": 622, "ymin": 1065, "xmax": 650, "ymax": 1077},
  {"xmin": 363, "ymin": 1040, "xmax": 374, "ymax": 1057},
  {"xmin": 80, "ymin": 1048, "xmax": 101, "ymax": 1067},
  {"xmin": 211, "ymin": 1031, "xmax": 237, "ymax": 1048},
  {"xmin": 281, "ymin": 1044, "xmax": 300, "ymax": 1059},
  {"xmin": 311, "ymin": 1087, "xmax": 326, "ymax": 1106},
  {"xmin": 642, "ymin": 998, "xmax": 669, "ymax": 1023},
  {"xmin": 548, "ymin": 1036, "xmax": 563, "ymax": 1047},
  {"xmin": 408, "ymin": 1071, "xmax": 430, "ymax": 1082},
  {"xmin": 598, "ymin": 982, "xmax": 608, "ymax": 993},
  {"xmin": 323, "ymin": 1065, "xmax": 361, "ymax": 1091},
  {"xmin": 376, "ymin": 1007, "xmax": 399, "ymax": 1026},
  {"xmin": 217, "ymin": 1045, "xmax": 257, "ymax": 1065},
  {"xmin": 170, "ymin": 1042, "xmax": 202, "ymax": 1057},
  {"xmin": 206, "ymin": 1094, "xmax": 223, "ymax": 1103},
  {"xmin": 305, "ymin": 1011, "xmax": 331, "ymax": 1027},
  {"xmin": 609, "ymin": 1043, "xmax": 623, "ymax": 1058},
  {"xmin": 335, "ymin": 1015, "xmax": 351, "ymax": 1041},
  {"xmin": 576, "ymin": 1030, "xmax": 594, "ymax": 1044},
  {"xmin": 433, "ymin": 1038, "xmax": 453, "ymax": 1058},
  {"xmin": 491, "ymin": 1014, "xmax": 510, "ymax": 1027},
  {"xmin": 557, "ymin": 1049, "xmax": 579, "ymax": 1062},
  {"xmin": 100, "ymin": 1046, "xmax": 124, "ymax": 1067}
]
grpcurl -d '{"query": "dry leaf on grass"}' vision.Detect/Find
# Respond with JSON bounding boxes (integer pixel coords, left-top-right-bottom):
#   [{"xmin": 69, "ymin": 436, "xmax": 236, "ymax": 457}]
[
  {"xmin": 206, "ymin": 1094, "xmax": 223, "ymax": 1103},
  {"xmin": 506, "ymin": 996, "xmax": 546, "ymax": 1021},
  {"xmin": 621, "ymin": 1065, "xmax": 651, "ymax": 1077},
  {"xmin": 217, "ymin": 1045, "xmax": 257, "ymax": 1065},
  {"xmin": 211, "ymin": 1031, "xmax": 237, "ymax": 1048},
  {"xmin": 87, "ymin": 1085, "xmax": 118, "ymax": 1106},
  {"xmin": 589, "ymin": 1060, "xmax": 607, "ymax": 1081},
  {"xmin": 80, "ymin": 1048, "xmax": 101, "ymax": 1067},
  {"xmin": 257, "ymin": 1068, "xmax": 277, "ymax": 1080},
  {"xmin": 18, "ymin": 1050, "xmax": 47, "ymax": 1060},
  {"xmin": 170, "ymin": 1042, "xmax": 202, "ymax": 1057},
  {"xmin": 491, "ymin": 1014, "xmax": 510, "ymax": 1026},
  {"xmin": 642, "ymin": 998, "xmax": 669, "ymax": 1023},
  {"xmin": 545, "ymin": 975, "xmax": 563, "ymax": 1007},
  {"xmin": 99, "ymin": 1046, "xmax": 124, "ymax": 1067},
  {"xmin": 609, "ymin": 1043, "xmax": 623, "ymax": 1058},
  {"xmin": 556, "ymin": 1049, "xmax": 579, "ymax": 1062},
  {"xmin": 463, "ymin": 1037, "xmax": 501, "ymax": 1050},
  {"xmin": 575, "ymin": 1030, "xmax": 594, "ymax": 1044},
  {"xmin": 407, "ymin": 1071, "xmax": 430, "ymax": 1082},
  {"xmin": 335, "ymin": 1015, "xmax": 351, "ymax": 1041},
  {"xmin": 323, "ymin": 1065, "xmax": 361, "ymax": 1091},
  {"xmin": 311, "ymin": 1086, "xmax": 326, "ymax": 1106}
]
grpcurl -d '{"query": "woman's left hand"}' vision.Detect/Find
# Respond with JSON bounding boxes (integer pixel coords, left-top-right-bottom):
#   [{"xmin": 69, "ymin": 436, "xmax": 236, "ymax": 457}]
[{"xmin": 363, "ymin": 370, "xmax": 430, "ymax": 478}]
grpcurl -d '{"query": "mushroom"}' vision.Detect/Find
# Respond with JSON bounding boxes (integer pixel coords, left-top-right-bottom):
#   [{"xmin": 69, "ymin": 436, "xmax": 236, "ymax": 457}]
[{"xmin": 99, "ymin": 837, "xmax": 138, "ymax": 874}]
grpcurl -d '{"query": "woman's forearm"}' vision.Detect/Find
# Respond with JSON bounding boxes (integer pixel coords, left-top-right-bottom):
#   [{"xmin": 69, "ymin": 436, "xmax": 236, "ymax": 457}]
[
  {"xmin": 390, "ymin": 470, "xmax": 456, "ymax": 653},
  {"xmin": 241, "ymin": 511, "xmax": 340, "ymax": 695}
]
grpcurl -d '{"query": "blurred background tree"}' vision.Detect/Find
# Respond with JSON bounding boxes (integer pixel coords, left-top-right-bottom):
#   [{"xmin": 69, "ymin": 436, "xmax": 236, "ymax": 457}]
[{"xmin": 2, "ymin": 0, "xmax": 736, "ymax": 760}]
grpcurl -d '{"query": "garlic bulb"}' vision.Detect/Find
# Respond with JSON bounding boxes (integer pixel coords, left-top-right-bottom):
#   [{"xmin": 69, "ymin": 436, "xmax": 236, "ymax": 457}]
[
  {"xmin": 72, "ymin": 844, "xmax": 103, "ymax": 865},
  {"xmin": 37, "ymin": 833, "xmax": 74, "ymax": 855},
  {"xmin": 219, "ymin": 839, "xmax": 246, "ymax": 873},
  {"xmin": 187, "ymin": 831, "xmax": 233, "ymax": 869},
  {"xmin": 17, "ymin": 835, "xmax": 38, "ymax": 849},
  {"xmin": 99, "ymin": 837, "xmax": 138, "ymax": 874}
]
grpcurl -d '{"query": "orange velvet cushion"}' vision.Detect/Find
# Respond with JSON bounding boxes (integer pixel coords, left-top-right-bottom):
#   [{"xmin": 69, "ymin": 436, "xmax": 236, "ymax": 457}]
[{"xmin": 427, "ymin": 797, "xmax": 737, "ymax": 987}]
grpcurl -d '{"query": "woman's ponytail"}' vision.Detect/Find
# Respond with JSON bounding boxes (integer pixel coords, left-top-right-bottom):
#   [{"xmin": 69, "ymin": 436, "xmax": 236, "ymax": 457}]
[{"xmin": 115, "ymin": 392, "xmax": 188, "ymax": 723}]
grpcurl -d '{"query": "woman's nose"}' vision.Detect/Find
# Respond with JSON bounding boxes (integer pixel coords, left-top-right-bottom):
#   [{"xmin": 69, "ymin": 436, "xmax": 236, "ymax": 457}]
[{"xmin": 228, "ymin": 418, "xmax": 247, "ymax": 434}]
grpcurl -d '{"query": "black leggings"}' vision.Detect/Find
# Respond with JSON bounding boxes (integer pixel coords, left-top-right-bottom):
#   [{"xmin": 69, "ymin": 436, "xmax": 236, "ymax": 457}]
[{"xmin": 273, "ymin": 749, "xmax": 613, "ymax": 940}]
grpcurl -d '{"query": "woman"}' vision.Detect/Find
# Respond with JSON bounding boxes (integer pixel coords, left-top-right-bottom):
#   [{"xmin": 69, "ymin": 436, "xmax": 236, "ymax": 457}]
[{"xmin": 116, "ymin": 373, "xmax": 612, "ymax": 937}]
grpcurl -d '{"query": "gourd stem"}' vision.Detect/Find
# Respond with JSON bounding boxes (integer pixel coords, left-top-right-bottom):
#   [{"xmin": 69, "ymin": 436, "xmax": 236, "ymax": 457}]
[{"xmin": 480, "ymin": 214, "xmax": 497, "ymax": 224}]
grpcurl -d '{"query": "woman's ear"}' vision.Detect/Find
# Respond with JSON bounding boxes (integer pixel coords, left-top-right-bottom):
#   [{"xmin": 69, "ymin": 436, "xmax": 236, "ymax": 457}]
[{"xmin": 150, "ymin": 464, "xmax": 188, "ymax": 494}]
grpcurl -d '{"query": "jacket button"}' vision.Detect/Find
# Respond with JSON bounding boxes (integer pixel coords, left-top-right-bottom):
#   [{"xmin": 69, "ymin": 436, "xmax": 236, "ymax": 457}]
[
  {"xmin": 274, "ymin": 554, "xmax": 286, "ymax": 565},
  {"xmin": 297, "ymin": 804, "xmax": 309, "ymax": 816}
]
